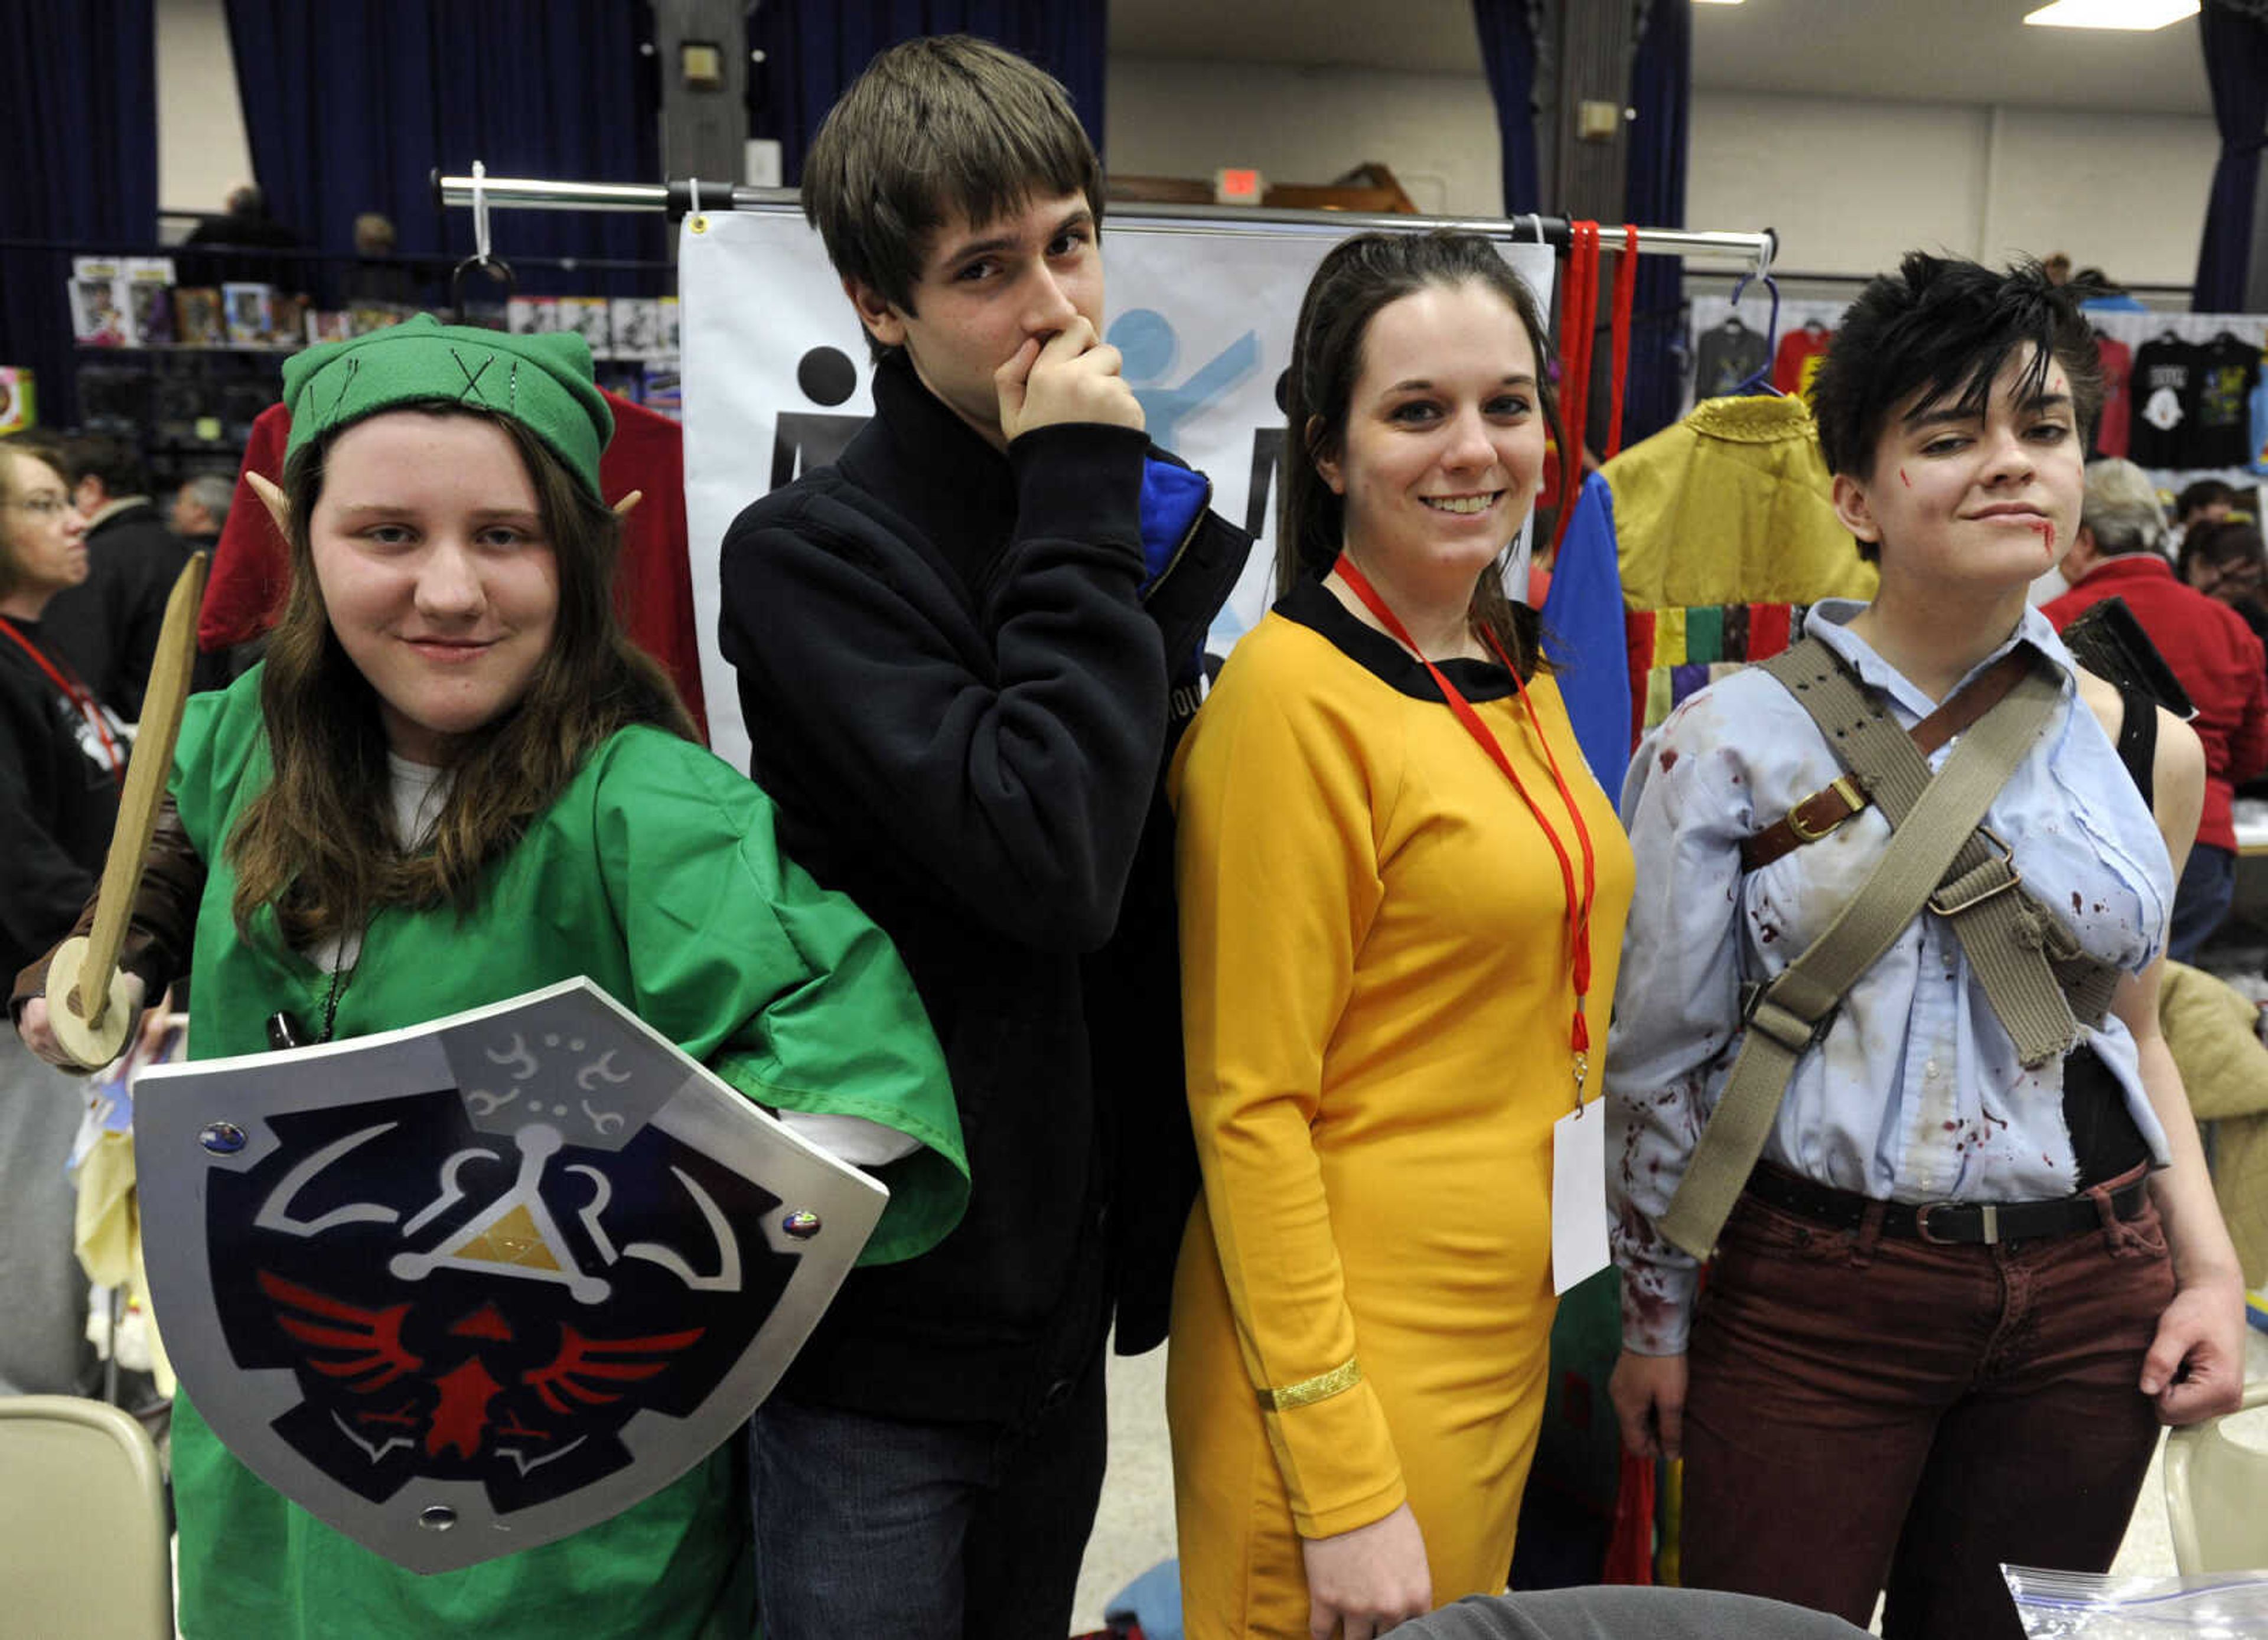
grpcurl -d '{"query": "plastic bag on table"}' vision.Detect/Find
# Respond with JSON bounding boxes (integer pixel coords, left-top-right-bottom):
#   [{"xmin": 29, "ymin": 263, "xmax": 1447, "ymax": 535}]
[{"xmin": 2003, "ymin": 1566, "xmax": 2268, "ymax": 1636}]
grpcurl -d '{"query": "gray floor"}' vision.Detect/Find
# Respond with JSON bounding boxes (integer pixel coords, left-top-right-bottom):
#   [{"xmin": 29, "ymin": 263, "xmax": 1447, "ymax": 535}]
[
  {"xmin": 151, "ymin": 1326, "xmax": 2268, "ymax": 1636},
  {"xmin": 1073, "ymin": 1340, "xmax": 1174, "ymax": 1629},
  {"xmin": 1069, "ymin": 1329, "xmax": 2268, "ymax": 1632}
]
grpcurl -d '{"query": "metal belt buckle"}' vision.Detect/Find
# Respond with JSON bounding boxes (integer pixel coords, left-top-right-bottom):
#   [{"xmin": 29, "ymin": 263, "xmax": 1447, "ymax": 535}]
[
  {"xmin": 1928, "ymin": 826, "xmax": 2023, "ymax": 917},
  {"xmin": 1916, "ymin": 1199, "xmax": 2000, "ymax": 1245},
  {"xmin": 1786, "ymin": 775, "xmax": 1866, "ymax": 843}
]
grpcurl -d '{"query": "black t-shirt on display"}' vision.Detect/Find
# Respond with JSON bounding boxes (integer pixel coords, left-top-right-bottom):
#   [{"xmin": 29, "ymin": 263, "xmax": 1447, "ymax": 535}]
[
  {"xmin": 2128, "ymin": 334, "xmax": 2199, "ymax": 470},
  {"xmin": 2192, "ymin": 331, "xmax": 2257, "ymax": 472},
  {"xmin": 1694, "ymin": 319, "xmax": 1770, "ymax": 399}
]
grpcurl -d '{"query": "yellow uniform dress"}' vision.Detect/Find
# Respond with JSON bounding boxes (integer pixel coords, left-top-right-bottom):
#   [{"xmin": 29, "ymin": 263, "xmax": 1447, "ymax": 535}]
[{"xmin": 1166, "ymin": 582, "xmax": 1635, "ymax": 1638}]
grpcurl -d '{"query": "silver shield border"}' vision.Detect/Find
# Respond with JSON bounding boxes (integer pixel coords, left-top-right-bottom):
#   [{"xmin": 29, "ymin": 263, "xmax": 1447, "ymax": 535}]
[{"xmin": 137, "ymin": 976, "xmax": 888, "ymax": 1575}]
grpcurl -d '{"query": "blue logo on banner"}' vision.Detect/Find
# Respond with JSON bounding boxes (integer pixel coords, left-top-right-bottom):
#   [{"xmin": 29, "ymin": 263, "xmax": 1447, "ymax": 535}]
[{"xmin": 1108, "ymin": 309, "xmax": 1261, "ymax": 451}]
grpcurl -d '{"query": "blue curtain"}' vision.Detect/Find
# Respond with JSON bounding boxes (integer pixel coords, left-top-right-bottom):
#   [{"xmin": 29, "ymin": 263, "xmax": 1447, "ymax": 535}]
[
  {"xmin": 1622, "ymin": 0, "xmax": 1691, "ymax": 442},
  {"xmin": 1471, "ymin": 1, "xmax": 1543, "ymax": 214},
  {"xmin": 750, "ymin": 1, "xmax": 1109, "ymax": 186},
  {"xmin": 224, "ymin": 0, "xmax": 664, "ymax": 299},
  {"xmin": 0, "ymin": 0, "xmax": 157, "ymax": 428},
  {"xmin": 2192, "ymin": 1, "xmax": 2268, "ymax": 312}
]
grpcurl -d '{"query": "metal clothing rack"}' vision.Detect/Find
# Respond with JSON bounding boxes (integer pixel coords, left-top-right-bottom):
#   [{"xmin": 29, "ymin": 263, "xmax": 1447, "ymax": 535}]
[{"xmin": 434, "ymin": 168, "xmax": 1778, "ymax": 278}]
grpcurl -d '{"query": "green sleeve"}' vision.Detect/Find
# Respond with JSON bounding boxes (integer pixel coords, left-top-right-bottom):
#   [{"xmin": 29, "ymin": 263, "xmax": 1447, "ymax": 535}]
[
  {"xmin": 167, "ymin": 665, "xmax": 270, "ymax": 858},
  {"xmin": 592, "ymin": 729, "xmax": 966, "ymax": 1265}
]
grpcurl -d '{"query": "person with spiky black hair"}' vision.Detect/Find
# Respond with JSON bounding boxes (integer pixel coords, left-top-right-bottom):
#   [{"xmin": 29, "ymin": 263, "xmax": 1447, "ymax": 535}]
[{"xmin": 1606, "ymin": 255, "xmax": 2246, "ymax": 1639}]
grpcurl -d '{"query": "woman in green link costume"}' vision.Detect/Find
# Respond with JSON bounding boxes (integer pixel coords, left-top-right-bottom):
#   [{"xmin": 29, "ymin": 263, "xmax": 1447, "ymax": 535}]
[{"xmin": 17, "ymin": 316, "xmax": 965, "ymax": 1638}]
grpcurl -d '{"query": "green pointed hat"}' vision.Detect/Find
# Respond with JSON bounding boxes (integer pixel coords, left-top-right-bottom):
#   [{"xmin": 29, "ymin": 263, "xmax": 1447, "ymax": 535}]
[{"xmin": 279, "ymin": 314, "xmax": 613, "ymax": 499}]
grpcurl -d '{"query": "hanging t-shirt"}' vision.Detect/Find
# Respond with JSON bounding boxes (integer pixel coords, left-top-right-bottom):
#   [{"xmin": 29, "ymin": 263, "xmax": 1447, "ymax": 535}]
[
  {"xmin": 2129, "ymin": 334, "xmax": 2200, "ymax": 471},
  {"xmin": 1771, "ymin": 324, "xmax": 1833, "ymax": 396},
  {"xmin": 2192, "ymin": 331, "xmax": 2261, "ymax": 472},
  {"xmin": 2091, "ymin": 333, "xmax": 2133, "ymax": 461},
  {"xmin": 1694, "ymin": 320, "xmax": 1770, "ymax": 399},
  {"xmin": 2249, "ymin": 352, "xmax": 2268, "ymax": 477}
]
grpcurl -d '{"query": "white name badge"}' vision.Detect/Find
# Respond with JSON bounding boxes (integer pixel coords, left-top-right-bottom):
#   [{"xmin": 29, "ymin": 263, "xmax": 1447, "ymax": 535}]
[{"xmin": 1553, "ymin": 1098, "xmax": 1611, "ymax": 1295}]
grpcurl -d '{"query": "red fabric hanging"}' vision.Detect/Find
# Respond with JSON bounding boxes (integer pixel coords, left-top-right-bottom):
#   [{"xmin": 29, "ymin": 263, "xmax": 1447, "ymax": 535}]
[
  {"xmin": 1551, "ymin": 222, "xmax": 1601, "ymax": 552},
  {"xmin": 1604, "ymin": 224, "xmax": 1640, "ymax": 460},
  {"xmin": 1746, "ymin": 601, "xmax": 1794, "ymax": 661},
  {"xmin": 1603, "ymin": 1449, "xmax": 1659, "ymax": 1584}
]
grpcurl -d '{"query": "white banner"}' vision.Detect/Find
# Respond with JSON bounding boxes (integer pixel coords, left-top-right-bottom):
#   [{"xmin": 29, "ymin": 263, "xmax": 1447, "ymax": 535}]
[{"xmin": 680, "ymin": 208, "xmax": 1555, "ymax": 771}]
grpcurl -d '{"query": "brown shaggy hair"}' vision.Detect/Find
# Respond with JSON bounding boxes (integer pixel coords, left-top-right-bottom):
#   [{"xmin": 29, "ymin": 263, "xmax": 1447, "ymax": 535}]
[
  {"xmin": 801, "ymin": 34, "xmax": 1104, "ymax": 364},
  {"xmin": 226, "ymin": 405, "xmax": 695, "ymax": 948}
]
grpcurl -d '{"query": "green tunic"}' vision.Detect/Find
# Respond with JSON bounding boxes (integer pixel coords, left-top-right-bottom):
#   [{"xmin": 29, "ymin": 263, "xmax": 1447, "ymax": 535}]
[{"xmin": 162, "ymin": 670, "xmax": 966, "ymax": 1639}]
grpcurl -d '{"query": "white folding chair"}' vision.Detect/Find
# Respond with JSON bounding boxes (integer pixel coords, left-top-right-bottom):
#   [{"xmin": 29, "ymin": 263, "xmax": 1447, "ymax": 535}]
[
  {"xmin": 0, "ymin": 1395, "xmax": 172, "ymax": 1638},
  {"xmin": 2164, "ymin": 1378, "xmax": 2268, "ymax": 1575}
]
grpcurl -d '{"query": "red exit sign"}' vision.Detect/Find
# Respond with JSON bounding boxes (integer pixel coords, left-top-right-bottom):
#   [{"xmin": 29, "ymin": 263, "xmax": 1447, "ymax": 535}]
[{"xmin": 1214, "ymin": 168, "xmax": 1264, "ymax": 206}]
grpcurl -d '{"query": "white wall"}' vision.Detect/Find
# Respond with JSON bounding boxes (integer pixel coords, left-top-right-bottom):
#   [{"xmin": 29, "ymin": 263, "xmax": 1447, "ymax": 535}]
[
  {"xmin": 1106, "ymin": 61, "xmax": 2221, "ymax": 296},
  {"xmin": 1689, "ymin": 92, "xmax": 2218, "ymax": 289},
  {"xmin": 1979, "ymin": 105, "xmax": 2218, "ymax": 285},
  {"xmin": 1687, "ymin": 95, "xmax": 1992, "ymax": 278},
  {"xmin": 1106, "ymin": 57, "xmax": 1502, "ymax": 219},
  {"xmin": 155, "ymin": 0, "xmax": 253, "ymax": 220}
]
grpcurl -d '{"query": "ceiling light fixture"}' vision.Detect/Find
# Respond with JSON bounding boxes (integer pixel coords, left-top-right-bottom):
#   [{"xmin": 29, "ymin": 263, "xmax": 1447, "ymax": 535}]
[
  {"xmin": 1692, "ymin": 0, "xmax": 1745, "ymax": 6},
  {"xmin": 2022, "ymin": 0, "xmax": 2199, "ymax": 30}
]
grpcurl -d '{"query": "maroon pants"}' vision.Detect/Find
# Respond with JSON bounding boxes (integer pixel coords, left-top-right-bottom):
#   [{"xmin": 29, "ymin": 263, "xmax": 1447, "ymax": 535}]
[{"xmin": 1680, "ymin": 1178, "xmax": 2174, "ymax": 1639}]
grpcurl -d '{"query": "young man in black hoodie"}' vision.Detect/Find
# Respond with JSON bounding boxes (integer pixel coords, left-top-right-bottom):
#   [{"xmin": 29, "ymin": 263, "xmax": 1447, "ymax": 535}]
[{"xmin": 718, "ymin": 34, "xmax": 1247, "ymax": 1638}]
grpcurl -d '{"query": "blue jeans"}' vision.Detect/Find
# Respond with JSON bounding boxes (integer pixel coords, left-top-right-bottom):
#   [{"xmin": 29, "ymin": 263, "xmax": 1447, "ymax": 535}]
[
  {"xmin": 2169, "ymin": 842, "xmax": 2237, "ymax": 963},
  {"xmin": 749, "ymin": 1348, "xmax": 1107, "ymax": 1639}
]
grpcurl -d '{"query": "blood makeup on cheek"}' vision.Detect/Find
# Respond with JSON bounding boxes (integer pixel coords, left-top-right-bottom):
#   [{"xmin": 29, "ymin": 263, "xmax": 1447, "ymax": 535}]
[
  {"xmin": 2031, "ymin": 518, "xmax": 2056, "ymax": 554},
  {"xmin": 1899, "ymin": 468, "xmax": 1912, "ymax": 488}
]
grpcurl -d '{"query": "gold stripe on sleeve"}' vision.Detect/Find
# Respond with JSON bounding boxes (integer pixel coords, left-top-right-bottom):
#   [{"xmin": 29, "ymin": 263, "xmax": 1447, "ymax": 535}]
[{"xmin": 1255, "ymin": 1357, "xmax": 1363, "ymax": 1413}]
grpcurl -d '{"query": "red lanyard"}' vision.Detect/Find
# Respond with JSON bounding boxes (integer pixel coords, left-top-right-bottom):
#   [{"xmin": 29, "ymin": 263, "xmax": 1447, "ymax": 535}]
[
  {"xmin": 0, "ymin": 615, "xmax": 125, "ymax": 784},
  {"xmin": 1332, "ymin": 555, "xmax": 1600, "ymax": 1100}
]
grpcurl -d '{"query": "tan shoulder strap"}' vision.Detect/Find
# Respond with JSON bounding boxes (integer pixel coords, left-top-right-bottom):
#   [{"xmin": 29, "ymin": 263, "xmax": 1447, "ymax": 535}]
[
  {"xmin": 1761, "ymin": 640, "xmax": 2115, "ymax": 1058},
  {"xmin": 1657, "ymin": 644, "xmax": 2065, "ymax": 1260}
]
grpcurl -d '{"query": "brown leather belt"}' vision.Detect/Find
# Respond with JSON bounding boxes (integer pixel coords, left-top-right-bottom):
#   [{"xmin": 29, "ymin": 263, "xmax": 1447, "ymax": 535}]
[{"xmin": 1741, "ymin": 648, "xmax": 2036, "ymax": 873}]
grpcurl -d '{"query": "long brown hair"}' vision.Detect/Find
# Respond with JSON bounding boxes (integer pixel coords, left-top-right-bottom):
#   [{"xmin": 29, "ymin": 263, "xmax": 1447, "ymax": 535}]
[
  {"xmin": 1278, "ymin": 230, "xmax": 1562, "ymax": 673},
  {"xmin": 227, "ymin": 405, "xmax": 695, "ymax": 947}
]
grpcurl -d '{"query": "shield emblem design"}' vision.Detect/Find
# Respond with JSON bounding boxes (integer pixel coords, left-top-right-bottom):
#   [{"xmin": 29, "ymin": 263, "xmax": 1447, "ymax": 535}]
[{"xmin": 136, "ymin": 977, "xmax": 886, "ymax": 1574}]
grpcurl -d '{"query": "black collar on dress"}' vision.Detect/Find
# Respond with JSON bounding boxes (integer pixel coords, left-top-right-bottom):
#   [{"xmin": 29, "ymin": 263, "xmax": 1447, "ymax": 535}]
[{"xmin": 1274, "ymin": 575, "xmax": 1518, "ymax": 703}]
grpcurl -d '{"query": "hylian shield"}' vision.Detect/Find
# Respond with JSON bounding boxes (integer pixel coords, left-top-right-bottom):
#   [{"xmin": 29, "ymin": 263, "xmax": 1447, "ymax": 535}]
[{"xmin": 136, "ymin": 977, "xmax": 885, "ymax": 1574}]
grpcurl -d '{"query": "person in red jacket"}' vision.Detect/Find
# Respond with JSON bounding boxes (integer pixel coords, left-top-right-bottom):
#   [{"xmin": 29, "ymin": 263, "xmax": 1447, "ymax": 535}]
[{"xmin": 2045, "ymin": 458, "xmax": 2268, "ymax": 956}]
